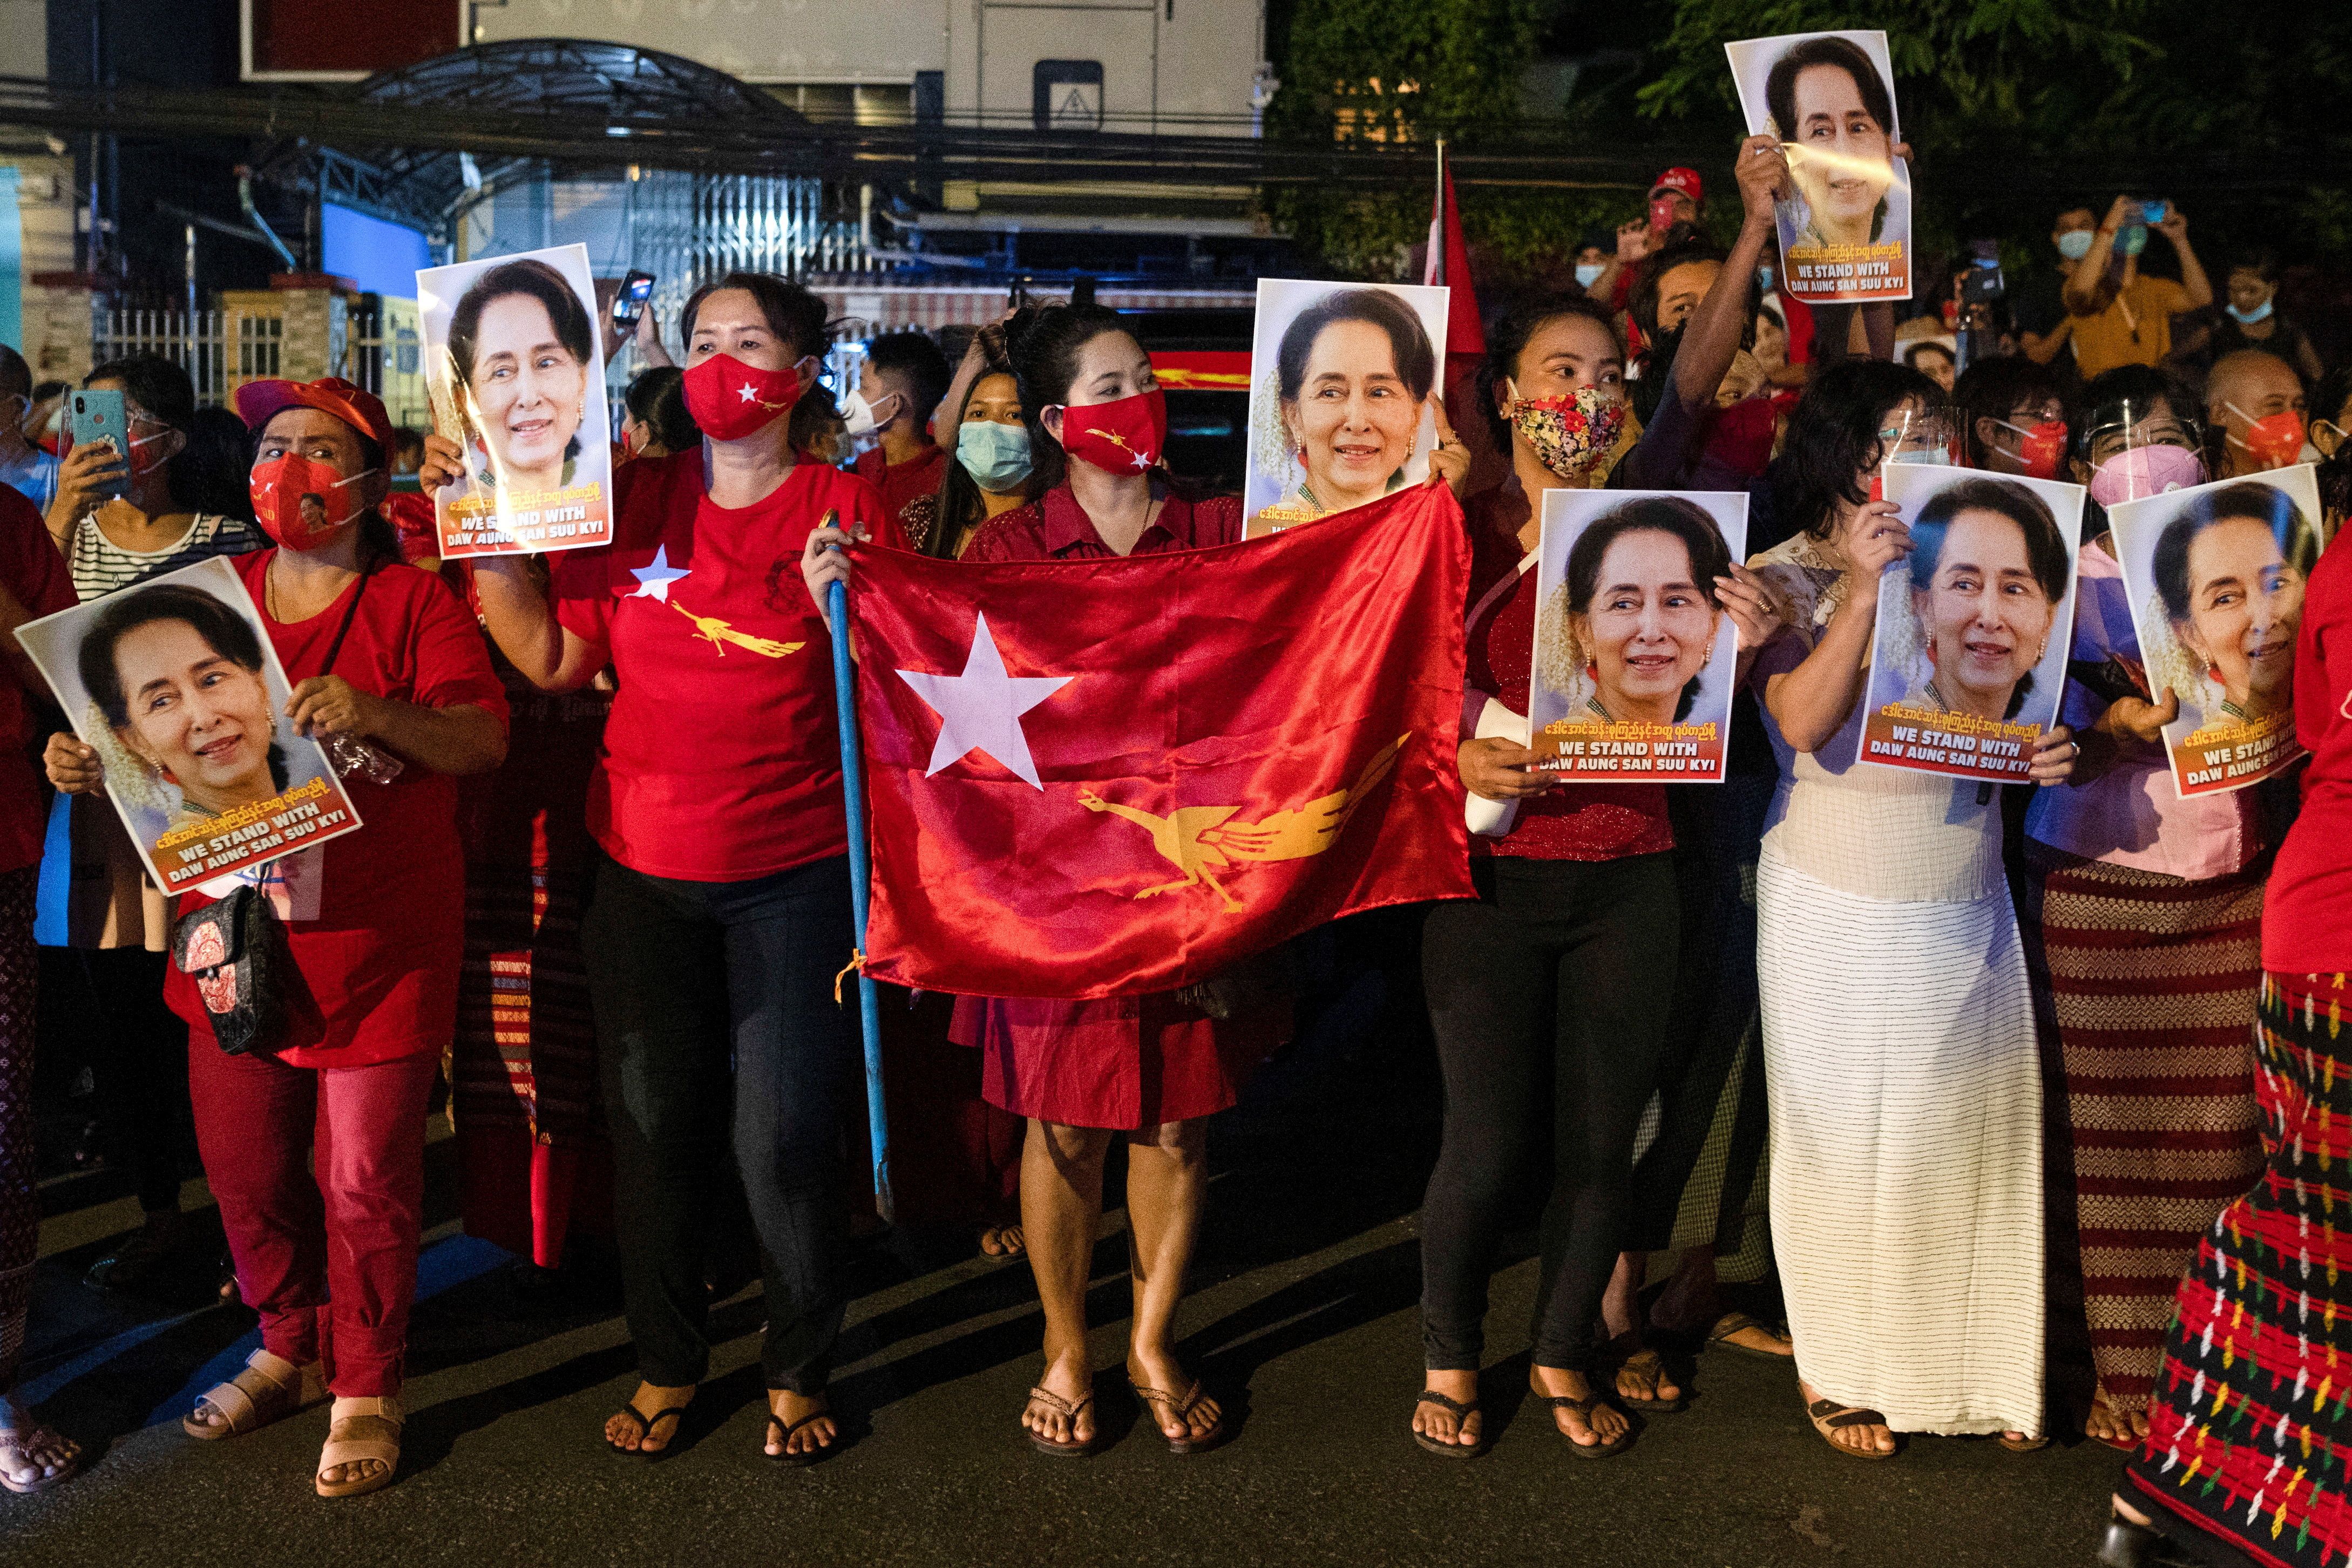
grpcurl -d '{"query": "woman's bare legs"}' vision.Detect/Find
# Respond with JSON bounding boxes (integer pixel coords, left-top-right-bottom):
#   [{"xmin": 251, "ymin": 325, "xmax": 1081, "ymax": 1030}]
[
  {"xmin": 1123, "ymin": 1118, "xmax": 1220, "ymax": 1443},
  {"xmin": 1019, "ymin": 1119, "xmax": 1111, "ymax": 1449}
]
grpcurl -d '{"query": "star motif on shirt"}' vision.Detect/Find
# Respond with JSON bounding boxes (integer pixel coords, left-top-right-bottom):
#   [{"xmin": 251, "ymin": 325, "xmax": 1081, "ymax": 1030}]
[
  {"xmin": 897, "ymin": 613, "xmax": 1074, "ymax": 791},
  {"xmin": 628, "ymin": 545, "xmax": 690, "ymax": 602}
]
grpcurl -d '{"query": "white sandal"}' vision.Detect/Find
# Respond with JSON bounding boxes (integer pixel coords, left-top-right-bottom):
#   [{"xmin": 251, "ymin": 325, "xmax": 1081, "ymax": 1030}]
[
  {"xmin": 315, "ymin": 1395, "xmax": 403, "ymax": 1498},
  {"xmin": 184, "ymin": 1348, "xmax": 328, "ymax": 1441}
]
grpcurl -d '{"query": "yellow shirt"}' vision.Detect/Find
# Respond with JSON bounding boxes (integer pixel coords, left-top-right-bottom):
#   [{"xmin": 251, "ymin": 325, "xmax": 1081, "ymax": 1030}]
[{"xmin": 2068, "ymin": 274, "xmax": 2191, "ymax": 378}]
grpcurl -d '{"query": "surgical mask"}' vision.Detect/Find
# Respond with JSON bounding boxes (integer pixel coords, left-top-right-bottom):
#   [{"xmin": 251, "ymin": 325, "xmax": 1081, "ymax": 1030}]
[
  {"xmin": 1506, "ymin": 381, "xmax": 1627, "ymax": 480},
  {"xmin": 2227, "ymin": 403, "xmax": 2306, "ymax": 469},
  {"xmin": 2225, "ymin": 296, "xmax": 2275, "ymax": 325},
  {"xmin": 2088, "ymin": 444, "xmax": 2203, "ymax": 508},
  {"xmin": 955, "ymin": 419, "xmax": 1033, "ymax": 492},
  {"xmin": 682, "ymin": 351, "xmax": 806, "ymax": 442},
  {"xmin": 1755, "ymin": 264, "xmax": 1776, "ymax": 294},
  {"xmin": 841, "ymin": 387, "xmax": 900, "ymax": 443},
  {"xmin": 2055, "ymin": 230, "xmax": 2095, "ymax": 262},
  {"xmin": 1989, "ymin": 417, "xmax": 2068, "ymax": 481},
  {"xmin": 249, "ymin": 456, "xmax": 377, "ymax": 551},
  {"xmin": 1574, "ymin": 262, "xmax": 1605, "ymax": 289}
]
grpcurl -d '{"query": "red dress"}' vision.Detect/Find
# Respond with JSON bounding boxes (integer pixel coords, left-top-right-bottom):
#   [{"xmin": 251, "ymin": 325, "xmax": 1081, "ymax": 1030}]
[
  {"xmin": 946, "ymin": 483, "xmax": 1288, "ymax": 1130},
  {"xmin": 853, "ymin": 444, "xmax": 948, "ymax": 541}
]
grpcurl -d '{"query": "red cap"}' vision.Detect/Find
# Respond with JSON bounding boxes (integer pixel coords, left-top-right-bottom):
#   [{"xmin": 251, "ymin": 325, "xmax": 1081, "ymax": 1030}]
[
  {"xmin": 234, "ymin": 377, "xmax": 396, "ymax": 456},
  {"xmin": 1649, "ymin": 167, "xmax": 1703, "ymax": 204}
]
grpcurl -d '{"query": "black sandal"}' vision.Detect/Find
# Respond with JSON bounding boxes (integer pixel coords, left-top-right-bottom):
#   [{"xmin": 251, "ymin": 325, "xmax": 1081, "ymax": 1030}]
[
  {"xmin": 1412, "ymin": 1390, "xmax": 1489, "ymax": 1458},
  {"xmin": 605, "ymin": 1400, "xmax": 687, "ymax": 1462},
  {"xmin": 1534, "ymin": 1394, "xmax": 1633, "ymax": 1459},
  {"xmin": 1022, "ymin": 1386, "xmax": 1096, "ymax": 1458},
  {"xmin": 1705, "ymin": 1311, "xmax": 1793, "ymax": 1362},
  {"xmin": 765, "ymin": 1407, "xmax": 835, "ymax": 1468},
  {"xmin": 1129, "ymin": 1377, "xmax": 1228, "ymax": 1456}
]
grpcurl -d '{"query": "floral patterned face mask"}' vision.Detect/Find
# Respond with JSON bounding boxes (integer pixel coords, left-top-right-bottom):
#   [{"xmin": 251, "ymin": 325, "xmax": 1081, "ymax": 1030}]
[{"xmin": 1507, "ymin": 381, "xmax": 1627, "ymax": 480}]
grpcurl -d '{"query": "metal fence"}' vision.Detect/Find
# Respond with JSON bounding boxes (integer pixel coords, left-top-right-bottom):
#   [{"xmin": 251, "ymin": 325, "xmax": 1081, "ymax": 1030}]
[{"xmin": 90, "ymin": 304, "xmax": 424, "ymax": 427}]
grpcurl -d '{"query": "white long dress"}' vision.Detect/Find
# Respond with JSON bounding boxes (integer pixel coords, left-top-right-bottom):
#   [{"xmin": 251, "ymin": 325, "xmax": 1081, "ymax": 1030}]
[{"xmin": 1747, "ymin": 534, "xmax": 2045, "ymax": 1437}]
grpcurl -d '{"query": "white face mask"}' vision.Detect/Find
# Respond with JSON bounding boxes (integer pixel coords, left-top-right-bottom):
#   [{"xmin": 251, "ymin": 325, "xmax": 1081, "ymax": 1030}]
[{"xmin": 841, "ymin": 388, "xmax": 902, "ymax": 444}]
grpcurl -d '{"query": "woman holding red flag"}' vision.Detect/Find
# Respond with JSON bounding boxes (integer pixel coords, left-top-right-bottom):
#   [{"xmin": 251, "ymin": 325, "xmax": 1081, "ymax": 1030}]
[
  {"xmin": 804, "ymin": 303, "xmax": 1432, "ymax": 1457},
  {"xmin": 429, "ymin": 273, "xmax": 897, "ymax": 1465},
  {"xmin": 49, "ymin": 376, "xmax": 509, "ymax": 1497}
]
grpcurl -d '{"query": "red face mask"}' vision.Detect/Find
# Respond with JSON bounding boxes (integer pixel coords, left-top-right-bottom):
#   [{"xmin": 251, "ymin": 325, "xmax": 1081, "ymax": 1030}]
[
  {"xmin": 1703, "ymin": 397, "xmax": 1778, "ymax": 479},
  {"xmin": 1991, "ymin": 418, "xmax": 2068, "ymax": 481},
  {"xmin": 1053, "ymin": 388, "xmax": 1168, "ymax": 476},
  {"xmin": 682, "ymin": 351, "xmax": 804, "ymax": 442},
  {"xmin": 249, "ymin": 455, "xmax": 373, "ymax": 551},
  {"xmin": 2237, "ymin": 408, "xmax": 2307, "ymax": 470}
]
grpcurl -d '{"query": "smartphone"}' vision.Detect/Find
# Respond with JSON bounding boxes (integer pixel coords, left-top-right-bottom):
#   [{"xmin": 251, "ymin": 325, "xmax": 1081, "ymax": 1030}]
[
  {"xmin": 2140, "ymin": 199, "xmax": 2169, "ymax": 225},
  {"xmin": 71, "ymin": 389, "xmax": 128, "ymax": 498},
  {"xmin": 611, "ymin": 269, "xmax": 655, "ymax": 329}
]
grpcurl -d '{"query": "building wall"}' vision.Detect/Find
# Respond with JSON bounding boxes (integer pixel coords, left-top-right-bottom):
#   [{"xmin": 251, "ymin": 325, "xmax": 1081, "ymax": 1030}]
[
  {"xmin": 0, "ymin": 0, "xmax": 43, "ymax": 80},
  {"xmin": 473, "ymin": 0, "xmax": 947, "ymax": 85}
]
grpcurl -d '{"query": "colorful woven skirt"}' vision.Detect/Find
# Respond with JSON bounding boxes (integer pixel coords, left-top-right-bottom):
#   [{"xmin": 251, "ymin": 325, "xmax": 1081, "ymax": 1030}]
[
  {"xmin": 2030, "ymin": 853, "xmax": 2266, "ymax": 1412},
  {"xmin": 2126, "ymin": 970, "xmax": 2352, "ymax": 1568}
]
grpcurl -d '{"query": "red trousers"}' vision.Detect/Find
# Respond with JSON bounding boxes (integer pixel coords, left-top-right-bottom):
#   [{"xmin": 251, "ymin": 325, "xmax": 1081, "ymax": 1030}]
[{"xmin": 187, "ymin": 1044, "xmax": 437, "ymax": 1397}]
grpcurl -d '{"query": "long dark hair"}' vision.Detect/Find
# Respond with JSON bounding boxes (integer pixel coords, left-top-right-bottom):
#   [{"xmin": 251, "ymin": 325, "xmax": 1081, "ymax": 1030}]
[
  {"xmin": 87, "ymin": 354, "xmax": 245, "ymax": 515},
  {"xmin": 1768, "ymin": 359, "xmax": 1944, "ymax": 541},
  {"xmin": 924, "ymin": 310, "xmax": 1039, "ymax": 559},
  {"xmin": 1011, "ymin": 302, "xmax": 1136, "ymax": 496},
  {"xmin": 79, "ymin": 582, "xmax": 289, "ymax": 791},
  {"xmin": 624, "ymin": 367, "xmax": 699, "ymax": 453},
  {"xmin": 1473, "ymin": 292, "xmax": 1620, "ymax": 452}
]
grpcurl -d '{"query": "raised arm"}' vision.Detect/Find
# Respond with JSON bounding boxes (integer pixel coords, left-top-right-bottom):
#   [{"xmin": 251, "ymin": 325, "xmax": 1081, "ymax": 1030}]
[
  {"xmin": 1671, "ymin": 135, "xmax": 1787, "ymax": 411},
  {"xmin": 418, "ymin": 433, "xmax": 607, "ymax": 692}
]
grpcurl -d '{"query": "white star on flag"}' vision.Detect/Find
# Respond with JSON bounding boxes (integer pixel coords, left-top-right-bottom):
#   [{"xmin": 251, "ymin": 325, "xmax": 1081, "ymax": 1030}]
[
  {"xmin": 629, "ymin": 545, "xmax": 690, "ymax": 601},
  {"xmin": 897, "ymin": 613, "xmax": 1074, "ymax": 790},
  {"xmin": 738, "ymin": 382, "xmax": 760, "ymax": 403}
]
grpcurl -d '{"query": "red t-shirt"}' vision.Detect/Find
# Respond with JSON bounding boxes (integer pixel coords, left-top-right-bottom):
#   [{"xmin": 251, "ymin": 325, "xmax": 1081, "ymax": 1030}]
[
  {"xmin": 165, "ymin": 549, "xmax": 510, "ymax": 1066},
  {"xmin": 2264, "ymin": 539, "xmax": 2352, "ymax": 973},
  {"xmin": 963, "ymin": 483, "xmax": 1242, "ymax": 562},
  {"xmin": 0, "ymin": 485, "xmax": 75, "ymax": 876},
  {"xmin": 854, "ymin": 444, "xmax": 948, "ymax": 539},
  {"xmin": 383, "ymin": 492, "xmax": 439, "ymax": 564},
  {"xmin": 1460, "ymin": 486, "xmax": 1673, "ymax": 861},
  {"xmin": 551, "ymin": 450, "xmax": 898, "ymax": 882}
]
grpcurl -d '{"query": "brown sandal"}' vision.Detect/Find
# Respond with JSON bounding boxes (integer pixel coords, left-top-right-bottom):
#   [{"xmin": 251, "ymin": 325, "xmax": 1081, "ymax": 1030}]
[
  {"xmin": 1706, "ymin": 1311, "xmax": 1794, "ymax": 1361},
  {"xmin": 1534, "ymin": 1393, "xmax": 1633, "ymax": 1459},
  {"xmin": 1129, "ymin": 1377, "xmax": 1227, "ymax": 1455},
  {"xmin": 315, "ymin": 1395, "xmax": 402, "ymax": 1498},
  {"xmin": 184, "ymin": 1348, "xmax": 328, "ymax": 1440},
  {"xmin": 1806, "ymin": 1397, "xmax": 1898, "ymax": 1460},
  {"xmin": 1608, "ymin": 1342, "xmax": 1687, "ymax": 1414},
  {"xmin": 1023, "ymin": 1386, "xmax": 1096, "ymax": 1458},
  {"xmin": 0, "ymin": 1424, "xmax": 82, "ymax": 1493}
]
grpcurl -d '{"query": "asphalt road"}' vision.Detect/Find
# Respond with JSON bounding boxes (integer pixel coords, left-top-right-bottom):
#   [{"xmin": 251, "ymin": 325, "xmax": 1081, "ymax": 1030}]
[{"xmin": 4, "ymin": 996, "xmax": 2121, "ymax": 1568}]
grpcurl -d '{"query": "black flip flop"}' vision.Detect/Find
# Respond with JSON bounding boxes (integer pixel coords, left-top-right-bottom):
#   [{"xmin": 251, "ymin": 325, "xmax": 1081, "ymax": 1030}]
[
  {"xmin": 1534, "ymin": 1394, "xmax": 1634, "ymax": 1460},
  {"xmin": 1611, "ymin": 1347, "xmax": 1688, "ymax": 1414},
  {"xmin": 766, "ymin": 1408, "xmax": 838, "ymax": 1468},
  {"xmin": 605, "ymin": 1401, "xmax": 687, "ymax": 1463},
  {"xmin": 1412, "ymin": 1390, "xmax": 1489, "ymax": 1459}
]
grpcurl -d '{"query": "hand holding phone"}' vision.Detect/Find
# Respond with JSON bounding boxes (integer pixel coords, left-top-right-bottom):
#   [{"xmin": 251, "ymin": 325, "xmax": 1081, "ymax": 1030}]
[
  {"xmin": 611, "ymin": 270, "xmax": 655, "ymax": 329},
  {"xmin": 70, "ymin": 389, "xmax": 130, "ymax": 500}
]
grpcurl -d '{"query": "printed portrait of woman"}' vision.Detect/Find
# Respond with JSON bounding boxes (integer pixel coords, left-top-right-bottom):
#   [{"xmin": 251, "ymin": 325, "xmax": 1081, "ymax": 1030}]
[
  {"xmin": 2144, "ymin": 481, "xmax": 2320, "ymax": 731},
  {"xmin": 1898, "ymin": 478, "xmax": 2071, "ymax": 723},
  {"xmin": 448, "ymin": 257, "xmax": 596, "ymax": 497},
  {"xmin": 76, "ymin": 583, "xmax": 293, "ymax": 846},
  {"xmin": 1765, "ymin": 35, "xmax": 1898, "ymax": 250},
  {"xmin": 1249, "ymin": 288, "xmax": 1438, "ymax": 532},
  {"xmin": 1537, "ymin": 495, "xmax": 1735, "ymax": 725}
]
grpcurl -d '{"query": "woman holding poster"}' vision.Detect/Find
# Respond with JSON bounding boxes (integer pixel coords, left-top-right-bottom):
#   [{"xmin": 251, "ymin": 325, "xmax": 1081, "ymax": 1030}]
[
  {"xmin": 2107, "ymin": 471, "xmax": 2352, "ymax": 1568},
  {"xmin": 1537, "ymin": 497, "xmax": 1738, "ymax": 728},
  {"xmin": 2016, "ymin": 366, "xmax": 2269, "ymax": 1451},
  {"xmin": 439, "ymin": 272, "xmax": 898, "ymax": 1467},
  {"xmin": 46, "ymin": 377, "xmax": 508, "ymax": 1498},
  {"xmin": 1411, "ymin": 138, "xmax": 1793, "ymax": 1461},
  {"xmin": 1727, "ymin": 31, "xmax": 1910, "ymax": 308},
  {"xmin": 1745, "ymin": 359, "xmax": 2075, "ymax": 1461}
]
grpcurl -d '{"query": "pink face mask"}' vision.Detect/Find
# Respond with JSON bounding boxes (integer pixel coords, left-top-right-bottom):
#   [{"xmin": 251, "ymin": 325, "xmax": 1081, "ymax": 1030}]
[{"xmin": 2088, "ymin": 443, "xmax": 2205, "ymax": 508}]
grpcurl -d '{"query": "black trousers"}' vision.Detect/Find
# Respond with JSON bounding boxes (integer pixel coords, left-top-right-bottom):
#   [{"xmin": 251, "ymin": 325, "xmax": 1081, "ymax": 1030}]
[
  {"xmin": 583, "ymin": 851, "xmax": 858, "ymax": 1393},
  {"xmin": 79, "ymin": 947, "xmax": 191, "ymax": 1216},
  {"xmin": 1418, "ymin": 853, "xmax": 1678, "ymax": 1372}
]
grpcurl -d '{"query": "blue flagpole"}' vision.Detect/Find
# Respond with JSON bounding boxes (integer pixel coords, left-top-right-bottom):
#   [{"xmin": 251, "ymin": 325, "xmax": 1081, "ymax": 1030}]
[{"xmin": 827, "ymin": 568, "xmax": 892, "ymax": 1224}]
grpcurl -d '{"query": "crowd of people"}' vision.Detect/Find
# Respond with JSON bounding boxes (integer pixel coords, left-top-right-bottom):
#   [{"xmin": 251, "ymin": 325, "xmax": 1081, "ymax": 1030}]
[{"xmin": 0, "ymin": 134, "xmax": 2344, "ymax": 1568}]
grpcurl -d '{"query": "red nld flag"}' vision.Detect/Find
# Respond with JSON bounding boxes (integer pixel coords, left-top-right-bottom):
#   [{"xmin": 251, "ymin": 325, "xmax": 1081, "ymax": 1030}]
[{"xmin": 849, "ymin": 485, "xmax": 1475, "ymax": 1001}]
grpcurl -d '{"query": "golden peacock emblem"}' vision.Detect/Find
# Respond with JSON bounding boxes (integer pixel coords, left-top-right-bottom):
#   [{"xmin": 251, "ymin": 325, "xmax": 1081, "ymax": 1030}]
[
  {"xmin": 669, "ymin": 598, "xmax": 803, "ymax": 659},
  {"xmin": 1077, "ymin": 734, "xmax": 1411, "ymax": 911}
]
